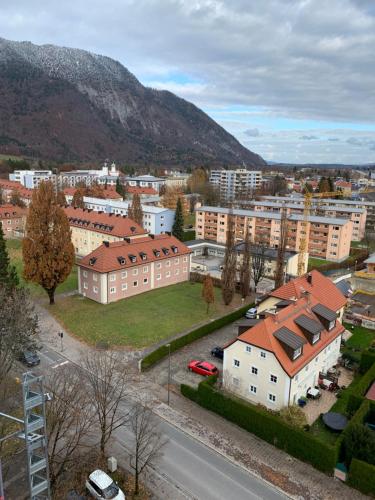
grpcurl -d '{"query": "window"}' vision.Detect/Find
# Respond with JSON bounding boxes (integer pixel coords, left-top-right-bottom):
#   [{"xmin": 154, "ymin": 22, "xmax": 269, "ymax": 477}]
[
  {"xmin": 121, "ymin": 271, "xmax": 127, "ymax": 279},
  {"xmin": 143, "ymin": 277, "xmax": 148, "ymax": 284},
  {"xmin": 121, "ymin": 283, "xmax": 127, "ymax": 291},
  {"xmin": 156, "ymin": 274, "xmax": 161, "ymax": 280},
  {"xmin": 268, "ymin": 393, "xmax": 276, "ymax": 403},
  {"xmin": 133, "ymin": 269, "xmax": 138, "ymax": 276},
  {"xmin": 233, "ymin": 359, "xmax": 240, "ymax": 368},
  {"xmin": 156, "ymin": 263, "xmax": 162, "ymax": 269},
  {"xmin": 293, "ymin": 347, "xmax": 302, "ymax": 360},
  {"xmin": 251, "ymin": 366, "xmax": 258, "ymax": 375},
  {"xmin": 270, "ymin": 374, "xmax": 277, "ymax": 383},
  {"xmin": 93, "ymin": 286, "xmax": 98, "ymax": 293},
  {"xmin": 166, "ymin": 271, "xmax": 171, "ymax": 278},
  {"xmin": 260, "ymin": 351, "xmax": 266, "ymax": 359},
  {"xmin": 166, "ymin": 260, "xmax": 171, "ymax": 267},
  {"xmin": 175, "ymin": 269, "xmax": 179, "ymax": 275},
  {"xmin": 183, "ymin": 267, "xmax": 187, "ymax": 272},
  {"xmin": 245, "ymin": 345, "xmax": 252, "ymax": 354},
  {"xmin": 328, "ymin": 320, "xmax": 336, "ymax": 331},
  {"xmin": 249, "ymin": 385, "xmax": 257, "ymax": 394},
  {"xmin": 110, "ymin": 274, "xmax": 116, "ymax": 282},
  {"xmin": 232, "ymin": 377, "xmax": 240, "ymax": 387},
  {"xmin": 312, "ymin": 333, "xmax": 320, "ymax": 344},
  {"xmin": 133, "ymin": 281, "xmax": 138, "ymax": 287},
  {"xmin": 305, "ymin": 364, "xmax": 309, "ymax": 372},
  {"xmin": 143, "ymin": 266, "xmax": 148, "ymax": 273},
  {"xmin": 110, "ymin": 287, "xmax": 116, "ymax": 294},
  {"xmin": 183, "ymin": 256, "xmax": 188, "ymax": 262},
  {"xmin": 83, "ymin": 270, "xmax": 88, "ymax": 278},
  {"xmin": 83, "ymin": 282, "xmax": 88, "ymax": 289},
  {"xmin": 174, "ymin": 258, "xmax": 179, "ymax": 264}
]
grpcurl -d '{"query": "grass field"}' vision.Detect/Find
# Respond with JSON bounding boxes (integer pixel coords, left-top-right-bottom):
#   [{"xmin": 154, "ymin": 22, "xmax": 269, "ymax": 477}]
[
  {"xmin": 50, "ymin": 282, "xmax": 240, "ymax": 348},
  {"xmin": 308, "ymin": 257, "xmax": 327, "ymax": 269},
  {"xmin": 6, "ymin": 239, "xmax": 78, "ymax": 298},
  {"xmin": 344, "ymin": 323, "xmax": 375, "ymax": 350}
]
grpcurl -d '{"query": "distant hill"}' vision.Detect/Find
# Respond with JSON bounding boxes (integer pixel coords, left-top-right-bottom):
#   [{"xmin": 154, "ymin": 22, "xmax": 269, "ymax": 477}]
[{"xmin": 0, "ymin": 38, "xmax": 266, "ymax": 167}]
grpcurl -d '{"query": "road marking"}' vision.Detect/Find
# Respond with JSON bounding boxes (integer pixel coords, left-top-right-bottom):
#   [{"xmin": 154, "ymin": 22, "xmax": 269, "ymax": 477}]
[{"xmin": 51, "ymin": 360, "xmax": 69, "ymax": 369}]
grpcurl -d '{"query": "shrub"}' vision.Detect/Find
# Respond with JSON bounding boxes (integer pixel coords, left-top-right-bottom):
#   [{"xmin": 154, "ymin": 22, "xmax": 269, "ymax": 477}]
[
  {"xmin": 182, "ymin": 378, "xmax": 338, "ymax": 473},
  {"xmin": 141, "ymin": 302, "xmax": 253, "ymax": 370},
  {"xmin": 360, "ymin": 350, "xmax": 375, "ymax": 374},
  {"xmin": 343, "ymin": 423, "xmax": 375, "ymax": 466},
  {"xmin": 348, "ymin": 458, "xmax": 375, "ymax": 496},
  {"xmin": 279, "ymin": 405, "xmax": 307, "ymax": 429}
]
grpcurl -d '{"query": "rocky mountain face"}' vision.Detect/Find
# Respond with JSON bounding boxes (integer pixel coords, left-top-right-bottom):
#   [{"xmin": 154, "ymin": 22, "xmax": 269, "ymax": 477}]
[{"xmin": 0, "ymin": 38, "xmax": 265, "ymax": 167}]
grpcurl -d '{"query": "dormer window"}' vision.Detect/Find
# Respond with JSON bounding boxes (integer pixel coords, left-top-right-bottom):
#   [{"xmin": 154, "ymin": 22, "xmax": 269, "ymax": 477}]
[
  {"xmin": 312, "ymin": 333, "xmax": 320, "ymax": 344},
  {"xmin": 328, "ymin": 320, "xmax": 336, "ymax": 331},
  {"xmin": 293, "ymin": 347, "xmax": 302, "ymax": 360},
  {"xmin": 153, "ymin": 249, "xmax": 160, "ymax": 257},
  {"xmin": 89, "ymin": 257, "xmax": 97, "ymax": 266},
  {"xmin": 117, "ymin": 256, "xmax": 126, "ymax": 265},
  {"xmin": 171, "ymin": 245, "xmax": 178, "ymax": 253},
  {"xmin": 140, "ymin": 252, "xmax": 147, "ymax": 261},
  {"xmin": 162, "ymin": 247, "xmax": 169, "ymax": 255},
  {"xmin": 129, "ymin": 254, "xmax": 137, "ymax": 263}
]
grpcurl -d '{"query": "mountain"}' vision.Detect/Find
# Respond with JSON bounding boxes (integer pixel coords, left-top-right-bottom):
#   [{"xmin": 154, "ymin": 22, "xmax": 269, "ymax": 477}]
[{"xmin": 0, "ymin": 38, "xmax": 266, "ymax": 167}]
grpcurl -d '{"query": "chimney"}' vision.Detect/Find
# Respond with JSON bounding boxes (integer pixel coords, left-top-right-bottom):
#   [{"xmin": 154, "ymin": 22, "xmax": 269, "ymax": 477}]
[
  {"xmin": 149, "ymin": 234, "xmax": 155, "ymax": 239},
  {"xmin": 130, "ymin": 226, "xmax": 136, "ymax": 233},
  {"xmin": 307, "ymin": 273, "xmax": 312, "ymax": 284},
  {"xmin": 103, "ymin": 241, "xmax": 110, "ymax": 248}
]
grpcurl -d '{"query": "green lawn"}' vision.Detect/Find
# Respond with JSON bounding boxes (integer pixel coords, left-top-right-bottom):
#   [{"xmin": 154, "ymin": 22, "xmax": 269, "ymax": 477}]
[
  {"xmin": 50, "ymin": 282, "xmax": 239, "ymax": 348},
  {"xmin": 6, "ymin": 239, "xmax": 78, "ymax": 298},
  {"xmin": 344, "ymin": 323, "xmax": 375, "ymax": 351},
  {"xmin": 184, "ymin": 212, "xmax": 196, "ymax": 228},
  {"xmin": 308, "ymin": 257, "xmax": 327, "ymax": 270},
  {"xmin": 309, "ymin": 417, "xmax": 341, "ymax": 445}
]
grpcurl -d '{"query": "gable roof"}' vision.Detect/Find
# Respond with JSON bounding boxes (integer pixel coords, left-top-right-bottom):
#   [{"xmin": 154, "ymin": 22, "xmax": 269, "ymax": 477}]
[
  {"xmin": 269, "ymin": 270, "xmax": 346, "ymax": 312},
  {"xmin": 312, "ymin": 303, "xmax": 337, "ymax": 322},
  {"xmin": 126, "ymin": 186, "xmax": 158, "ymax": 195},
  {"xmin": 63, "ymin": 206, "xmax": 146, "ymax": 238},
  {"xmin": 79, "ymin": 234, "xmax": 191, "ymax": 273},
  {"xmin": 228, "ymin": 293, "xmax": 345, "ymax": 377},
  {"xmin": 0, "ymin": 204, "xmax": 27, "ymax": 219}
]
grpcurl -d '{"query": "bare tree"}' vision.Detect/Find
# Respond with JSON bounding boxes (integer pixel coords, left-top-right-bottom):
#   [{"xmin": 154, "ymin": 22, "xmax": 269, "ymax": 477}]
[
  {"xmin": 83, "ymin": 351, "xmax": 129, "ymax": 455},
  {"xmin": 250, "ymin": 243, "xmax": 266, "ymax": 294},
  {"xmin": 128, "ymin": 401, "xmax": 166, "ymax": 495},
  {"xmin": 239, "ymin": 229, "xmax": 251, "ymax": 298},
  {"xmin": 221, "ymin": 211, "xmax": 237, "ymax": 305},
  {"xmin": 46, "ymin": 365, "xmax": 95, "ymax": 489},
  {"xmin": 274, "ymin": 209, "xmax": 288, "ymax": 289}
]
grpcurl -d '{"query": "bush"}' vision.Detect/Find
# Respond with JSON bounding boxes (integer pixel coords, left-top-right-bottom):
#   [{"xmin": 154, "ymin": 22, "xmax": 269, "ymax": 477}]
[
  {"xmin": 182, "ymin": 378, "xmax": 339, "ymax": 473},
  {"xmin": 346, "ymin": 394, "xmax": 364, "ymax": 417},
  {"xmin": 308, "ymin": 248, "xmax": 368, "ymax": 273},
  {"xmin": 348, "ymin": 458, "xmax": 375, "ymax": 496},
  {"xmin": 360, "ymin": 350, "xmax": 375, "ymax": 374},
  {"xmin": 343, "ymin": 423, "xmax": 375, "ymax": 466},
  {"xmin": 141, "ymin": 302, "xmax": 253, "ymax": 370},
  {"xmin": 279, "ymin": 405, "xmax": 308, "ymax": 429},
  {"xmin": 355, "ymin": 362, "xmax": 375, "ymax": 398}
]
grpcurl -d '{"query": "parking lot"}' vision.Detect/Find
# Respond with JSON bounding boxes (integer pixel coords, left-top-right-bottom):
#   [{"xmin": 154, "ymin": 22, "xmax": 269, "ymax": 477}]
[{"xmin": 148, "ymin": 315, "xmax": 250, "ymax": 389}]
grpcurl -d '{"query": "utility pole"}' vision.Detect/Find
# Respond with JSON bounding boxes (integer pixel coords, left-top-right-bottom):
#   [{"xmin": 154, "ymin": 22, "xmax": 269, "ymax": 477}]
[{"xmin": 167, "ymin": 343, "xmax": 171, "ymax": 406}]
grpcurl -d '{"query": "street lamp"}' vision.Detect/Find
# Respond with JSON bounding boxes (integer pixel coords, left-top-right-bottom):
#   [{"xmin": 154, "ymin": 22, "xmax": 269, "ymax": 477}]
[
  {"xmin": 354, "ymin": 260, "xmax": 358, "ymax": 273},
  {"xmin": 166, "ymin": 343, "xmax": 171, "ymax": 406}
]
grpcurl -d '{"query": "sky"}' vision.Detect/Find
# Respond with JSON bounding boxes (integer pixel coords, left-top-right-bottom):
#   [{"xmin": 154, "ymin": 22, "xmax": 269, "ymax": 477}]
[{"xmin": 1, "ymin": 0, "xmax": 375, "ymax": 164}]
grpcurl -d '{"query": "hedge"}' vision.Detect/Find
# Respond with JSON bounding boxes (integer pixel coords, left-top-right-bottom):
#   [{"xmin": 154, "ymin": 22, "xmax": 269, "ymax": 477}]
[
  {"xmin": 308, "ymin": 248, "xmax": 368, "ymax": 273},
  {"xmin": 141, "ymin": 302, "xmax": 253, "ymax": 370},
  {"xmin": 181, "ymin": 378, "xmax": 339, "ymax": 473},
  {"xmin": 355, "ymin": 362, "xmax": 375, "ymax": 398},
  {"xmin": 360, "ymin": 350, "xmax": 375, "ymax": 374},
  {"xmin": 348, "ymin": 459, "xmax": 375, "ymax": 496}
]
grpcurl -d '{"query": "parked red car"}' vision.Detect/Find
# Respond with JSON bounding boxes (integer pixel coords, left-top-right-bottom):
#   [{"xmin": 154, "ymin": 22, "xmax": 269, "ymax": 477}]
[{"xmin": 188, "ymin": 360, "xmax": 218, "ymax": 376}]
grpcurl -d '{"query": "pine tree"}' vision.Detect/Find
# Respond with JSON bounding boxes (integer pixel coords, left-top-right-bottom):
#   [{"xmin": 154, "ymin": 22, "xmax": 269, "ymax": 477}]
[
  {"xmin": 115, "ymin": 178, "xmax": 125, "ymax": 199},
  {"xmin": 0, "ymin": 186, "xmax": 3, "ymax": 205},
  {"xmin": 202, "ymin": 273, "xmax": 215, "ymax": 313},
  {"xmin": 221, "ymin": 212, "xmax": 237, "ymax": 305},
  {"xmin": 172, "ymin": 197, "xmax": 184, "ymax": 241},
  {"xmin": 0, "ymin": 223, "xmax": 19, "ymax": 289},
  {"xmin": 239, "ymin": 229, "xmax": 251, "ymax": 298},
  {"xmin": 128, "ymin": 193, "xmax": 143, "ymax": 227},
  {"xmin": 23, "ymin": 181, "xmax": 75, "ymax": 305}
]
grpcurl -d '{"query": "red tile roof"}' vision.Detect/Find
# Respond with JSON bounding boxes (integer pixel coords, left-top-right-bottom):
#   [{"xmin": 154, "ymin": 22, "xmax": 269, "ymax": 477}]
[
  {"xmin": 270, "ymin": 270, "xmax": 346, "ymax": 312},
  {"xmin": 63, "ymin": 206, "xmax": 147, "ymax": 238},
  {"xmin": 126, "ymin": 186, "xmax": 158, "ymax": 195},
  {"xmin": 63, "ymin": 187, "xmax": 122, "ymax": 199},
  {"xmin": 233, "ymin": 295, "xmax": 344, "ymax": 377},
  {"xmin": 335, "ymin": 181, "xmax": 352, "ymax": 188},
  {"xmin": 0, "ymin": 204, "xmax": 27, "ymax": 219},
  {"xmin": 366, "ymin": 381, "xmax": 375, "ymax": 401},
  {"xmin": 0, "ymin": 179, "xmax": 33, "ymax": 199},
  {"xmin": 79, "ymin": 234, "xmax": 191, "ymax": 273}
]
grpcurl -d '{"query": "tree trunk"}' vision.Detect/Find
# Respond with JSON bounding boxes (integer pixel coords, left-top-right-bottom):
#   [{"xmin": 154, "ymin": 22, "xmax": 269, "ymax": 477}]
[
  {"xmin": 134, "ymin": 458, "xmax": 139, "ymax": 495},
  {"xmin": 47, "ymin": 287, "xmax": 56, "ymax": 305}
]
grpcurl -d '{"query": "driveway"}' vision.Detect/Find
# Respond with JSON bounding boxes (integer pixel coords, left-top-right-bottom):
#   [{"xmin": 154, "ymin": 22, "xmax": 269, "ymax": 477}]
[{"xmin": 147, "ymin": 316, "xmax": 248, "ymax": 388}]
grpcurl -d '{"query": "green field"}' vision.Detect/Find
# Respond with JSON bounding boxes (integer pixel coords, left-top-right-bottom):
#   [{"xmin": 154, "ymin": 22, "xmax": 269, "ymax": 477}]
[
  {"xmin": 6, "ymin": 239, "xmax": 78, "ymax": 298},
  {"xmin": 344, "ymin": 323, "xmax": 375, "ymax": 351},
  {"xmin": 50, "ymin": 282, "xmax": 239, "ymax": 348},
  {"xmin": 308, "ymin": 257, "xmax": 327, "ymax": 269}
]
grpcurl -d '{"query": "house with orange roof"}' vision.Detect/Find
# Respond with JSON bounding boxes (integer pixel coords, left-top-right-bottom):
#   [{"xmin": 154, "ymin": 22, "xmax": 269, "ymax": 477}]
[
  {"xmin": 0, "ymin": 204, "xmax": 27, "ymax": 238},
  {"xmin": 335, "ymin": 180, "xmax": 352, "ymax": 197},
  {"xmin": 77, "ymin": 234, "xmax": 191, "ymax": 303},
  {"xmin": 0, "ymin": 179, "xmax": 33, "ymax": 206},
  {"xmin": 63, "ymin": 206, "xmax": 147, "ymax": 256},
  {"xmin": 223, "ymin": 271, "xmax": 346, "ymax": 409}
]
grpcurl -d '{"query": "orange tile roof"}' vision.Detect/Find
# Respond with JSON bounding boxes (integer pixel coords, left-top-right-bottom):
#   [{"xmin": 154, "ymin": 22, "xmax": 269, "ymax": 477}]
[
  {"xmin": 0, "ymin": 179, "xmax": 33, "ymax": 199},
  {"xmin": 270, "ymin": 270, "xmax": 346, "ymax": 312},
  {"xmin": 79, "ymin": 234, "xmax": 191, "ymax": 272},
  {"xmin": 63, "ymin": 187, "xmax": 122, "ymax": 199},
  {"xmin": 126, "ymin": 186, "xmax": 158, "ymax": 195},
  {"xmin": 234, "ymin": 295, "xmax": 345, "ymax": 377},
  {"xmin": 63, "ymin": 206, "xmax": 147, "ymax": 238},
  {"xmin": 0, "ymin": 204, "xmax": 27, "ymax": 219},
  {"xmin": 335, "ymin": 181, "xmax": 352, "ymax": 188}
]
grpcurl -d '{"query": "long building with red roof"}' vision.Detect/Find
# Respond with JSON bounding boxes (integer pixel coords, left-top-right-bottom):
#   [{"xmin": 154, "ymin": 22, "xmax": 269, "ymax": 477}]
[
  {"xmin": 223, "ymin": 271, "xmax": 347, "ymax": 409},
  {"xmin": 0, "ymin": 179, "xmax": 33, "ymax": 206},
  {"xmin": 78, "ymin": 234, "xmax": 191, "ymax": 304},
  {"xmin": 0, "ymin": 204, "xmax": 27, "ymax": 238}
]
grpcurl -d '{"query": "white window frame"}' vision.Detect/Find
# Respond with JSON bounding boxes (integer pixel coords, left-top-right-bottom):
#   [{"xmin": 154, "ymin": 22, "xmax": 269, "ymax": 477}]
[
  {"xmin": 121, "ymin": 283, "xmax": 127, "ymax": 291},
  {"xmin": 268, "ymin": 393, "xmax": 276, "ymax": 403},
  {"xmin": 166, "ymin": 260, "xmax": 171, "ymax": 267},
  {"xmin": 133, "ymin": 280, "xmax": 138, "ymax": 287},
  {"xmin": 249, "ymin": 384, "xmax": 257, "ymax": 394},
  {"xmin": 83, "ymin": 282, "xmax": 88, "ymax": 290},
  {"xmin": 143, "ymin": 266, "xmax": 149, "ymax": 273},
  {"xmin": 156, "ymin": 274, "xmax": 161, "ymax": 280},
  {"xmin": 175, "ymin": 269, "xmax": 179, "ymax": 275},
  {"xmin": 270, "ymin": 374, "xmax": 277, "ymax": 384},
  {"xmin": 93, "ymin": 286, "xmax": 98, "ymax": 293},
  {"xmin": 183, "ymin": 256, "xmax": 188, "ymax": 262},
  {"xmin": 174, "ymin": 258, "xmax": 179, "ymax": 265},
  {"xmin": 156, "ymin": 263, "xmax": 162, "ymax": 269},
  {"xmin": 260, "ymin": 351, "xmax": 266, "ymax": 359},
  {"xmin": 245, "ymin": 345, "xmax": 252, "ymax": 354},
  {"xmin": 121, "ymin": 271, "xmax": 127, "ymax": 279},
  {"xmin": 251, "ymin": 366, "xmax": 258, "ymax": 375},
  {"xmin": 93, "ymin": 273, "xmax": 98, "ymax": 282},
  {"xmin": 233, "ymin": 359, "xmax": 240, "ymax": 368},
  {"xmin": 110, "ymin": 274, "xmax": 116, "ymax": 282},
  {"xmin": 133, "ymin": 268, "xmax": 138, "ymax": 276},
  {"xmin": 110, "ymin": 286, "xmax": 116, "ymax": 294},
  {"xmin": 143, "ymin": 277, "xmax": 148, "ymax": 284},
  {"xmin": 166, "ymin": 271, "xmax": 171, "ymax": 278},
  {"xmin": 83, "ymin": 270, "xmax": 88, "ymax": 278}
]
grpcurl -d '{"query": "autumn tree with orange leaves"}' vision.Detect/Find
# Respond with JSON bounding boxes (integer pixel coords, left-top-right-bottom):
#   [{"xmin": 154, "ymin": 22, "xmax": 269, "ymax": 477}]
[{"xmin": 23, "ymin": 181, "xmax": 75, "ymax": 305}]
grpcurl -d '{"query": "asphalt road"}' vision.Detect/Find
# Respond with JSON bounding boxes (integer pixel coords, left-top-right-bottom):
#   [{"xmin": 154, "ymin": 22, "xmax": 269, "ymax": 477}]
[{"xmin": 30, "ymin": 344, "xmax": 288, "ymax": 500}]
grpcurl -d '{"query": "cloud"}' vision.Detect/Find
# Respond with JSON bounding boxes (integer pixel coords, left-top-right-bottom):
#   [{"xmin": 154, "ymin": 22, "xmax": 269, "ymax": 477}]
[
  {"xmin": 328, "ymin": 137, "xmax": 340, "ymax": 141},
  {"xmin": 299, "ymin": 135, "xmax": 319, "ymax": 140},
  {"xmin": 244, "ymin": 128, "xmax": 261, "ymax": 137}
]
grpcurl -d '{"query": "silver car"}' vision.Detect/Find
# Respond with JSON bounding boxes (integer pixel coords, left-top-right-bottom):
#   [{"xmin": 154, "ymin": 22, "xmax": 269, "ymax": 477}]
[{"xmin": 86, "ymin": 470, "xmax": 125, "ymax": 500}]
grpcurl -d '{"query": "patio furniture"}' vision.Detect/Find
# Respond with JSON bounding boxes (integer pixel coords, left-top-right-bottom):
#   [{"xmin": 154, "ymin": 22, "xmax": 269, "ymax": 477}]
[
  {"xmin": 298, "ymin": 398, "xmax": 307, "ymax": 407},
  {"xmin": 307, "ymin": 387, "xmax": 321, "ymax": 399},
  {"xmin": 322, "ymin": 412, "xmax": 348, "ymax": 432}
]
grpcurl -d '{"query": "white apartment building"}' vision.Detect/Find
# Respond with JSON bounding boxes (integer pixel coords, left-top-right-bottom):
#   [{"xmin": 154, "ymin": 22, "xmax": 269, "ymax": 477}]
[
  {"xmin": 60, "ymin": 162, "xmax": 120, "ymax": 187},
  {"xmin": 124, "ymin": 175, "xmax": 166, "ymax": 193},
  {"xmin": 209, "ymin": 169, "xmax": 262, "ymax": 200},
  {"xmin": 10, "ymin": 170, "xmax": 54, "ymax": 188},
  {"xmin": 82, "ymin": 197, "xmax": 175, "ymax": 234}
]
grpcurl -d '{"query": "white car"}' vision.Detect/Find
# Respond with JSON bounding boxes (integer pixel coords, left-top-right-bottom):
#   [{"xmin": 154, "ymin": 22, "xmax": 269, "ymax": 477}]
[
  {"xmin": 86, "ymin": 470, "xmax": 125, "ymax": 500},
  {"xmin": 245, "ymin": 307, "xmax": 258, "ymax": 319}
]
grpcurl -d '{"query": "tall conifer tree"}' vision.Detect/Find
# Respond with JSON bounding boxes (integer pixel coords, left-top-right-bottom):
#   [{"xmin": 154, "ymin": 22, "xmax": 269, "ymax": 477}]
[{"xmin": 172, "ymin": 197, "xmax": 184, "ymax": 241}]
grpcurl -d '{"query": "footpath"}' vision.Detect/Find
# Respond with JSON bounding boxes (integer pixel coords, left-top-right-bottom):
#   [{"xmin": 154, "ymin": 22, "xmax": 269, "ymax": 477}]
[{"xmin": 35, "ymin": 302, "xmax": 368, "ymax": 500}]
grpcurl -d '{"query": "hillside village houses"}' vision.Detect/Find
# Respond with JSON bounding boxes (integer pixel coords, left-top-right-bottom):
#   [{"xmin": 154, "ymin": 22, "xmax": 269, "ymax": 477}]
[
  {"xmin": 78, "ymin": 234, "xmax": 192, "ymax": 304},
  {"xmin": 196, "ymin": 205, "xmax": 353, "ymax": 262},
  {"xmin": 0, "ymin": 179, "xmax": 33, "ymax": 206},
  {"xmin": 63, "ymin": 206, "xmax": 147, "ymax": 256},
  {"xmin": 0, "ymin": 204, "xmax": 27, "ymax": 238},
  {"xmin": 223, "ymin": 270, "xmax": 347, "ymax": 410}
]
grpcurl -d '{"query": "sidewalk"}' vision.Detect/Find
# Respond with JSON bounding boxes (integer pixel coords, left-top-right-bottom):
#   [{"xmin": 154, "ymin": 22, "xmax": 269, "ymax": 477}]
[{"xmin": 35, "ymin": 301, "xmax": 368, "ymax": 500}]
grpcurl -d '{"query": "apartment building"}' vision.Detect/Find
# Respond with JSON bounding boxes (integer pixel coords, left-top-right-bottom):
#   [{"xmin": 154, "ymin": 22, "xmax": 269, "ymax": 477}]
[
  {"xmin": 78, "ymin": 234, "xmax": 191, "ymax": 304},
  {"xmin": 60, "ymin": 162, "xmax": 120, "ymax": 187},
  {"xmin": 165, "ymin": 174, "xmax": 189, "ymax": 189},
  {"xmin": 0, "ymin": 204, "xmax": 27, "ymax": 238},
  {"xmin": 124, "ymin": 175, "xmax": 166, "ymax": 193},
  {"xmin": 63, "ymin": 207, "xmax": 147, "ymax": 256},
  {"xmin": 9, "ymin": 170, "xmax": 55, "ymax": 188},
  {"xmin": 195, "ymin": 206, "xmax": 353, "ymax": 262},
  {"xmin": 223, "ymin": 271, "xmax": 346, "ymax": 410},
  {"xmin": 82, "ymin": 197, "xmax": 175, "ymax": 234},
  {"xmin": 249, "ymin": 200, "xmax": 366, "ymax": 241},
  {"xmin": 63, "ymin": 187, "xmax": 122, "ymax": 204},
  {"xmin": 261, "ymin": 195, "xmax": 375, "ymax": 235},
  {"xmin": 0, "ymin": 179, "xmax": 33, "ymax": 206},
  {"xmin": 209, "ymin": 169, "xmax": 262, "ymax": 200}
]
